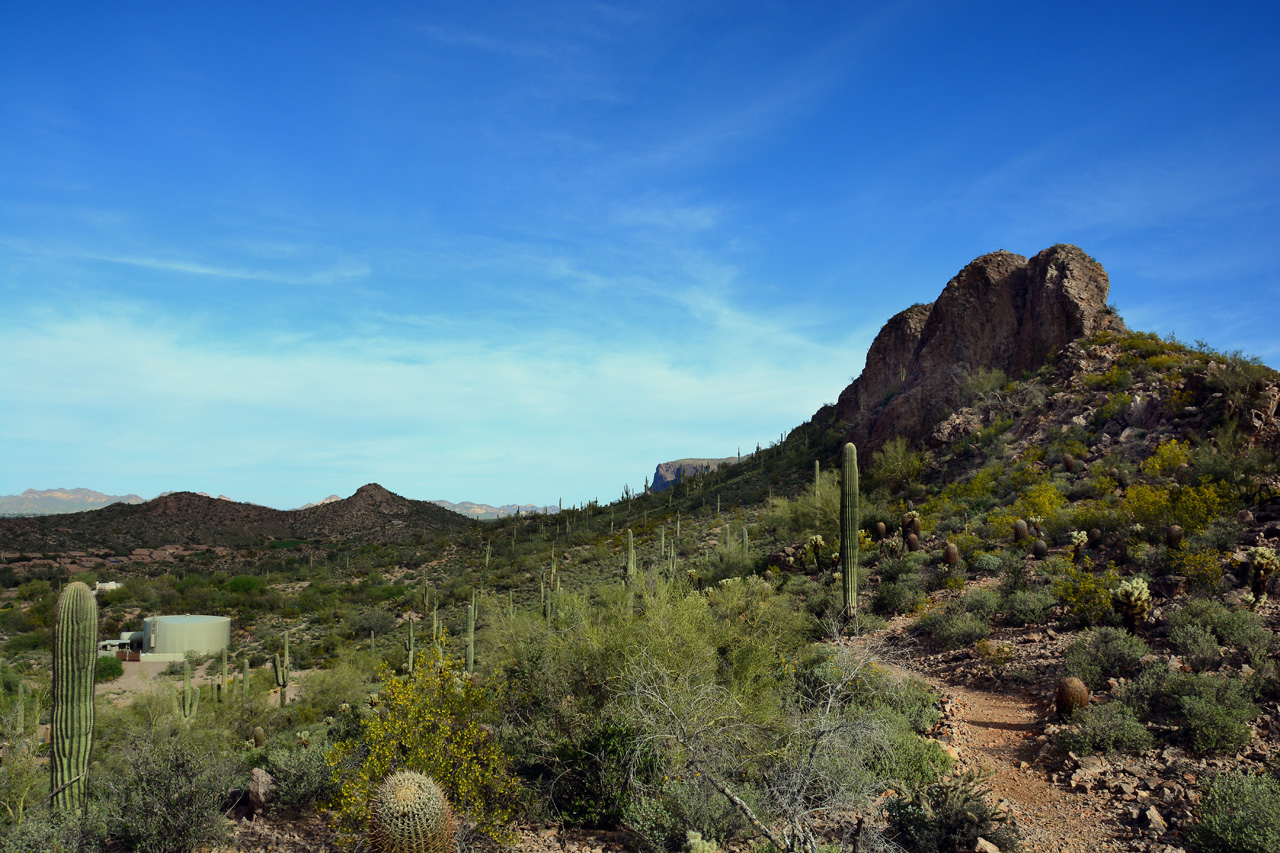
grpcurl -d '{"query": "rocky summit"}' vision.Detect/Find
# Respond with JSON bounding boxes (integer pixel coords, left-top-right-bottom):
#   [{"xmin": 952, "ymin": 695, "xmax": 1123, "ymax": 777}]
[{"xmin": 836, "ymin": 244, "xmax": 1126, "ymax": 450}]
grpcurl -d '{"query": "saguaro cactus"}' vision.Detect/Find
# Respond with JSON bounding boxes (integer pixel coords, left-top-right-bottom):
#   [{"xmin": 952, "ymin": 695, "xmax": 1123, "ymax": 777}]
[
  {"xmin": 174, "ymin": 659, "xmax": 200, "ymax": 720},
  {"xmin": 218, "ymin": 647, "xmax": 228, "ymax": 703},
  {"xmin": 626, "ymin": 529, "xmax": 636, "ymax": 582},
  {"xmin": 404, "ymin": 617, "xmax": 417, "ymax": 674},
  {"xmin": 465, "ymin": 594, "xmax": 476, "ymax": 674},
  {"xmin": 51, "ymin": 581, "xmax": 97, "ymax": 813},
  {"xmin": 840, "ymin": 442, "xmax": 860, "ymax": 620},
  {"xmin": 272, "ymin": 630, "xmax": 291, "ymax": 708}
]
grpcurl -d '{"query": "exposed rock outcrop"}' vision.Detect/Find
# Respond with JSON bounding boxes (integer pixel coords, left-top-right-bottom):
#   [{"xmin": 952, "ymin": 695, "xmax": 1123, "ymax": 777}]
[
  {"xmin": 651, "ymin": 457, "xmax": 739, "ymax": 492},
  {"xmin": 835, "ymin": 245, "xmax": 1125, "ymax": 449}
]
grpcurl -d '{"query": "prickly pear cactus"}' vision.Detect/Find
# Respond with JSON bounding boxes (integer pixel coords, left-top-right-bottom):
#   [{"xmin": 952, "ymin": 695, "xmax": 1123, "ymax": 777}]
[
  {"xmin": 51, "ymin": 581, "xmax": 97, "ymax": 812},
  {"xmin": 1055, "ymin": 677, "xmax": 1090, "ymax": 718},
  {"xmin": 368, "ymin": 770, "xmax": 456, "ymax": 853}
]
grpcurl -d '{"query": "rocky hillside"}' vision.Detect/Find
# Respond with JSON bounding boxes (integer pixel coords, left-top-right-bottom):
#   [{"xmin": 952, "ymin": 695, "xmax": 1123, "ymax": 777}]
[
  {"xmin": 835, "ymin": 244, "xmax": 1127, "ymax": 451},
  {"xmin": 0, "ymin": 483, "xmax": 475, "ymax": 553}
]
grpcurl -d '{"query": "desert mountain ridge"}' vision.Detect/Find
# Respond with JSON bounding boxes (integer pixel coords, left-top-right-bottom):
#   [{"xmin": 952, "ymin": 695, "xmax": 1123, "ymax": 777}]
[{"xmin": 0, "ymin": 483, "xmax": 477, "ymax": 552}]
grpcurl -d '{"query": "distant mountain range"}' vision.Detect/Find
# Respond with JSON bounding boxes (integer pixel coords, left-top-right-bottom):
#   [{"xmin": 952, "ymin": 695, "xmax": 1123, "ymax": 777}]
[
  {"xmin": 0, "ymin": 488, "xmax": 561, "ymax": 521},
  {"xmin": 430, "ymin": 500, "xmax": 559, "ymax": 520},
  {"xmin": 0, "ymin": 488, "xmax": 146, "ymax": 516}
]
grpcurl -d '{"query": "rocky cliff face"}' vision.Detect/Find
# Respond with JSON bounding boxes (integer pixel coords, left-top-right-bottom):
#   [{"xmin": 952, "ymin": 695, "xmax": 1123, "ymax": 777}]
[
  {"xmin": 651, "ymin": 457, "xmax": 740, "ymax": 492},
  {"xmin": 836, "ymin": 244, "xmax": 1126, "ymax": 449}
]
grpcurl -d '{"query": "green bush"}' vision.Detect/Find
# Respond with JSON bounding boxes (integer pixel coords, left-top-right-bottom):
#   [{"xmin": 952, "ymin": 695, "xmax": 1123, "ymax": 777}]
[
  {"xmin": 1188, "ymin": 771, "xmax": 1280, "ymax": 853},
  {"xmin": 1169, "ymin": 599, "xmax": 1274, "ymax": 664},
  {"xmin": 262, "ymin": 743, "xmax": 340, "ymax": 816},
  {"xmin": 872, "ymin": 579, "xmax": 927, "ymax": 616},
  {"xmin": 1002, "ymin": 590, "xmax": 1055, "ymax": 626},
  {"xmin": 1170, "ymin": 623, "xmax": 1220, "ymax": 672},
  {"xmin": 1063, "ymin": 627, "xmax": 1149, "ymax": 691},
  {"xmin": 94, "ymin": 732, "xmax": 237, "ymax": 853},
  {"xmin": 96, "ymin": 654, "xmax": 124, "ymax": 682},
  {"xmin": 961, "ymin": 589, "xmax": 1001, "ymax": 621},
  {"xmin": 1055, "ymin": 702, "xmax": 1154, "ymax": 754},
  {"xmin": 1181, "ymin": 678, "xmax": 1257, "ymax": 754},
  {"xmin": 917, "ymin": 607, "xmax": 990, "ymax": 650},
  {"xmin": 1051, "ymin": 562, "xmax": 1120, "ymax": 627}
]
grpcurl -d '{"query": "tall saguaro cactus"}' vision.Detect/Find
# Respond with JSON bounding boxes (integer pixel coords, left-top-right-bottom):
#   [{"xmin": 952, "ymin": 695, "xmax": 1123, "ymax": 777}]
[
  {"xmin": 51, "ymin": 581, "xmax": 97, "ymax": 813},
  {"xmin": 465, "ymin": 593, "xmax": 476, "ymax": 674},
  {"xmin": 626, "ymin": 529, "xmax": 636, "ymax": 583},
  {"xmin": 840, "ymin": 443, "xmax": 860, "ymax": 621},
  {"xmin": 272, "ymin": 630, "xmax": 291, "ymax": 708}
]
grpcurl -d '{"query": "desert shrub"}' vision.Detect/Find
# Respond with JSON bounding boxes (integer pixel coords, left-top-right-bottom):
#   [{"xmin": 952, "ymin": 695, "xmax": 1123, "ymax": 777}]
[
  {"xmin": 872, "ymin": 579, "xmax": 927, "ymax": 616},
  {"xmin": 1180, "ymin": 677, "xmax": 1257, "ymax": 754},
  {"xmin": 623, "ymin": 776, "xmax": 746, "ymax": 853},
  {"xmin": 1170, "ymin": 599, "xmax": 1275, "ymax": 663},
  {"xmin": 870, "ymin": 436, "xmax": 926, "ymax": 493},
  {"xmin": 327, "ymin": 642, "xmax": 518, "ymax": 844},
  {"xmin": 879, "ymin": 555, "xmax": 922, "ymax": 583},
  {"xmin": 1188, "ymin": 771, "xmax": 1280, "ymax": 853},
  {"xmin": 1169, "ymin": 483, "xmax": 1229, "ymax": 538},
  {"xmin": 1122, "ymin": 484, "xmax": 1172, "ymax": 532},
  {"xmin": 95, "ymin": 731, "xmax": 237, "ymax": 853},
  {"xmin": 262, "ymin": 742, "xmax": 340, "ymax": 816},
  {"xmin": 1002, "ymin": 590, "xmax": 1056, "ymax": 626},
  {"xmin": 95, "ymin": 654, "xmax": 124, "ymax": 682},
  {"xmin": 886, "ymin": 769, "xmax": 1021, "ymax": 853},
  {"xmin": 0, "ymin": 805, "xmax": 109, "ymax": 853},
  {"xmin": 1142, "ymin": 439, "xmax": 1193, "ymax": 478},
  {"xmin": 961, "ymin": 589, "xmax": 1000, "ymax": 621},
  {"xmin": 1055, "ymin": 702, "xmax": 1154, "ymax": 754},
  {"xmin": 1063, "ymin": 627, "xmax": 1149, "ymax": 691},
  {"xmin": 1171, "ymin": 548, "xmax": 1225, "ymax": 594},
  {"xmin": 1051, "ymin": 562, "xmax": 1120, "ymax": 627},
  {"xmin": 969, "ymin": 553, "xmax": 1002, "ymax": 575},
  {"xmin": 1171, "ymin": 622, "xmax": 1221, "ymax": 672},
  {"xmin": 917, "ymin": 606, "xmax": 990, "ymax": 650}
]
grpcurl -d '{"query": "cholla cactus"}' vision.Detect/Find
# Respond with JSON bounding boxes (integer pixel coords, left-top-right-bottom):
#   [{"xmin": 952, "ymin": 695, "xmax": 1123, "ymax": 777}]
[
  {"xmin": 1248, "ymin": 547, "xmax": 1279, "ymax": 609},
  {"xmin": 368, "ymin": 771, "xmax": 456, "ymax": 853},
  {"xmin": 1113, "ymin": 577, "xmax": 1152, "ymax": 632},
  {"xmin": 1070, "ymin": 530, "xmax": 1089, "ymax": 563},
  {"xmin": 807, "ymin": 534, "xmax": 825, "ymax": 571},
  {"xmin": 684, "ymin": 830, "xmax": 720, "ymax": 853}
]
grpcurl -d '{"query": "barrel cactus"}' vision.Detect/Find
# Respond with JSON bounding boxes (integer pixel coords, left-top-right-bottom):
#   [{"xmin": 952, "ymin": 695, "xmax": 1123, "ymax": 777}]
[
  {"xmin": 51, "ymin": 581, "xmax": 97, "ymax": 812},
  {"xmin": 1031, "ymin": 539, "xmax": 1048, "ymax": 560},
  {"xmin": 1113, "ymin": 577, "xmax": 1152, "ymax": 632},
  {"xmin": 1055, "ymin": 677, "xmax": 1090, "ymax": 718},
  {"xmin": 368, "ymin": 770, "xmax": 456, "ymax": 853},
  {"xmin": 1013, "ymin": 518, "xmax": 1028, "ymax": 542},
  {"xmin": 1166, "ymin": 525, "xmax": 1184, "ymax": 549},
  {"xmin": 943, "ymin": 542, "xmax": 960, "ymax": 567}
]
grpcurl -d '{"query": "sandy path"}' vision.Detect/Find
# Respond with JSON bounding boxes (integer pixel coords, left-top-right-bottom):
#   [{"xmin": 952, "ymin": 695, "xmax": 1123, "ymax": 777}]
[{"xmin": 922, "ymin": 677, "xmax": 1130, "ymax": 853}]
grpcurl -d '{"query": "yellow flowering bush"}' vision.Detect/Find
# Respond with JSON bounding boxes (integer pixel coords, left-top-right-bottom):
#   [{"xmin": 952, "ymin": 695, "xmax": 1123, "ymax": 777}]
[
  {"xmin": 1141, "ymin": 439, "xmax": 1192, "ymax": 478},
  {"xmin": 327, "ymin": 641, "xmax": 518, "ymax": 845}
]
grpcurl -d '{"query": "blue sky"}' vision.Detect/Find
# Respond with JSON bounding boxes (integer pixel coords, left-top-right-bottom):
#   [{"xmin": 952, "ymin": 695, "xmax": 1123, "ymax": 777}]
[{"xmin": 2, "ymin": 1, "xmax": 1277, "ymax": 510}]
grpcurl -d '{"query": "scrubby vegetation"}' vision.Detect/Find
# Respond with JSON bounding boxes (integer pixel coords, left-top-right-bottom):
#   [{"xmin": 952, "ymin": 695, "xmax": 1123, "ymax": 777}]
[{"xmin": 1, "ymin": 327, "xmax": 1278, "ymax": 850}]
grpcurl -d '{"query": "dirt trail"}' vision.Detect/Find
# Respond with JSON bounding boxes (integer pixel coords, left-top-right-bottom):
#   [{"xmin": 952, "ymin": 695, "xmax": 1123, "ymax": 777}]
[{"xmin": 918, "ymin": 673, "xmax": 1130, "ymax": 853}]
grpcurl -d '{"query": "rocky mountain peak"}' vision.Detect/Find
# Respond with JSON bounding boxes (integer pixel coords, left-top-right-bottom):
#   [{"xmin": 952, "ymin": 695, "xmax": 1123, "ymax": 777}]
[{"xmin": 836, "ymin": 244, "xmax": 1126, "ymax": 449}]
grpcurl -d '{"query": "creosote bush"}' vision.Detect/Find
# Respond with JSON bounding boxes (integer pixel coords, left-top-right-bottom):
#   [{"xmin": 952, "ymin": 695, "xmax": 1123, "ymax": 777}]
[
  {"xmin": 1063, "ymin": 627, "xmax": 1149, "ymax": 691},
  {"xmin": 1055, "ymin": 702, "xmax": 1154, "ymax": 754},
  {"xmin": 1188, "ymin": 771, "xmax": 1280, "ymax": 853}
]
